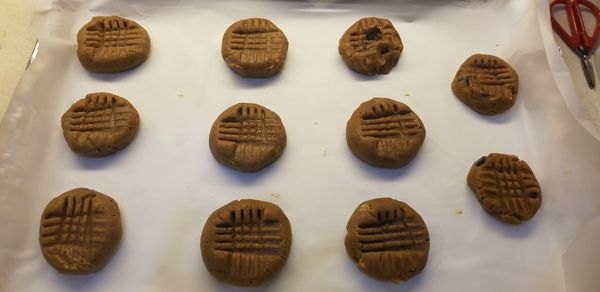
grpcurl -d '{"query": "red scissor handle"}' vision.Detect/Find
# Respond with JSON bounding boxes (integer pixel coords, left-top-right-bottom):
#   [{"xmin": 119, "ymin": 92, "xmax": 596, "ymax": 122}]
[{"xmin": 550, "ymin": 0, "xmax": 600, "ymax": 51}]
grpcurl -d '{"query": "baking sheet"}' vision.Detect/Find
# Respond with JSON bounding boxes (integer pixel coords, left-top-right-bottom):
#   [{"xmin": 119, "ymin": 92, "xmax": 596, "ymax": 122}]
[{"xmin": 1, "ymin": 0, "xmax": 600, "ymax": 291}]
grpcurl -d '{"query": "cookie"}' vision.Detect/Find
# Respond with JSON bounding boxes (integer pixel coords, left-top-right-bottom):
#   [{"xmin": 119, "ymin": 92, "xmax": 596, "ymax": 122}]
[
  {"xmin": 345, "ymin": 198, "xmax": 429, "ymax": 283},
  {"xmin": 339, "ymin": 17, "xmax": 403, "ymax": 76},
  {"xmin": 201, "ymin": 199, "xmax": 292, "ymax": 287},
  {"xmin": 467, "ymin": 153, "xmax": 542, "ymax": 224},
  {"xmin": 39, "ymin": 188, "xmax": 122, "ymax": 274},
  {"xmin": 451, "ymin": 54, "xmax": 518, "ymax": 115},
  {"xmin": 209, "ymin": 103, "xmax": 286, "ymax": 172},
  {"xmin": 346, "ymin": 97, "xmax": 425, "ymax": 168},
  {"xmin": 61, "ymin": 92, "xmax": 140, "ymax": 157},
  {"xmin": 221, "ymin": 18, "xmax": 289, "ymax": 78},
  {"xmin": 77, "ymin": 16, "xmax": 151, "ymax": 73}
]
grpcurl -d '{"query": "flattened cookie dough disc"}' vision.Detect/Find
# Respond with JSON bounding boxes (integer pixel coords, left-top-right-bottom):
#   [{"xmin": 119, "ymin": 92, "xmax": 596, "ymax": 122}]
[
  {"xmin": 77, "ymin": 16, "xmax": 151, "ymax": 73},
  {"xmin": 209, "ymin": 103, "xmax": 286, "ymax": 172},
  {"xmin": 345, "ymin": 198, "xmax": 430, "ymax": 283},
  {"xmin": 61, "ymin": 92, "xmax": 140, "ymax": 157},
  {"xmin": 346, "ymin": 97, "xmax": 425, "ymax": 168},
  {"xmin": 201, "ymin": 199, "xmax": 292, "ymax": 287},
  {"xmin": 451, "ymin": 54, "xmax": 518, "ymax": 115},
  {"xmin": 222, "ymin": 18, "xmax": 289, "ymax": 78},
  {"xmin": 339, "ymin": 17, "xmax": 403, "ymax": 76},
  {"xmin": 467, "ymin": 153, "xmax": 542, "ymax": 224},
  {"xmin": 39, "ymin": 188, "xmax": 122, "ymax": 274}
]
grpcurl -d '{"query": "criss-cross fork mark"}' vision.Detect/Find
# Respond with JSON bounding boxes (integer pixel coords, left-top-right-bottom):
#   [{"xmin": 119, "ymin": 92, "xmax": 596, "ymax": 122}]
[
  {"xmin": 357, "ymin": 209, "xmax": 428, "ymax": 253},
  {"xmin": 213, "ymin": 208, "xmax": 283, "ymax": 255},
  {"xmin": 360, "ymin": 115, "xmax": 422, "ymax": 139},
  {"xmin": 217, "ymin": 118, "xmax": 281, "ymax": 144},
  {"xmin": 83, "ymin": 18, "xmax": 146, "ymax": 51},
  {"xmin": 478, "ymin": 156, "xmax": 541, "ymax": 216},
  {"xmin": 65, "ymin": 106, "xmax": 135, "ymax": 132},
  {"xmin": 360, "ymin": 102, "xmax": 421, "ymax": 139},
  {"xmin": 359, "ymin": 103, "xmax": 421, "ymax": 139},
  {"xmin": 84, "ymin": 30, "xmax": 146, "ymax": 48},
  {"xmin": 82, "ymin": 18, "xmax": 147, "ymax": 60},
  {"xmin": 226, "ymin": 19, "xmax": 286, "ymax": 69},
  {"xmin": 462, "ymin": 57, "xmax": 516, "ymax": 91},
  {"xmin": 40, "ymin": 194, "xmax": 109, "ymax": 248},
  {"xmin": 229, "ymin": 33, "xmax": 286, "ymax": 51}
]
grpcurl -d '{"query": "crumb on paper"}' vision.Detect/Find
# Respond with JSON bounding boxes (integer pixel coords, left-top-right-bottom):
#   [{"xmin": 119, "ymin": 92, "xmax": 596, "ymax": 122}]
[
  {"xmin": 563, "ymin": 169, "xmax": 573, "ymax": 177},
  {"xmin": 455, "ymin": 209, "xmax": 463, "ymax": 215},
  {"xmin": 314, "ymin": 121, "xmax": 318, "ymax": 125},
  {"xmin": 177, "ymin": 93, "xmax": 184, "ymax": 98},
  {"xmin": 404, "ymin": 93, "xmax": 410, "ymax": 97},
  {"xmin": 322, "ymin": 150, "xmax": 328, "ymax": 157},
  {"xmin": 271, "ymin": 193, "xmax": 281, "ymax": 199}
]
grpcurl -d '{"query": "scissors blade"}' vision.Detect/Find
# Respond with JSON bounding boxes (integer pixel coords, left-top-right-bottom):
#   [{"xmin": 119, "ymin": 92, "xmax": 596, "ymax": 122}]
[{"xmin": 581, "ymin": 55, "xmax": 596, "ymax": 89}]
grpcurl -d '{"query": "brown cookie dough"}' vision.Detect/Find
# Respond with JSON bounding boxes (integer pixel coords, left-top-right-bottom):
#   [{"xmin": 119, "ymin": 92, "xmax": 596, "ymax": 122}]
[
  {"xmin": 209, "ymin": 103, "xmax": 286, "ymax": 172},
  {"xmin": 221, "ymin": 18, "xmax": 289, "ymax": 78},
  {"xmin": 339, "ymin": 17, "xmax": 403, "ymax": 76},
  {"xmin": 346, "ymin": 97, "xmax": 425, "ymax": 168},
  {"xmin": 61, "ymin": 92, "xmax": 140, "ymax": 157},
  {"xmin": 467, "ymin": 153, "xmax": 542, "ymax": 224},
  {"xmin": 451, "ymin": 54, "xmax": 518, "ymax": 115},
  {"xmin": 77, "ymin": 16, "xmax": 151, "ymax": 73},
  {"xmin": 201, "ymin": 199, "xmax": 292, "ymax": 287},
  {"xmin": 39, "ymin": 188, "xmax": 122, "ymax": 274},
  {"xmin": 345, "ymin": 198, "xmax": 430, "ymax": 283}
]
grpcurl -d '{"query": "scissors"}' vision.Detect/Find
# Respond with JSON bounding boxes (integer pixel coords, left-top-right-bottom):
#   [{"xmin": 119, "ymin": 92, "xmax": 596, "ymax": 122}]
[{"xmin": 550, "ymin": 0, "xmax": 600, "ymax": 89}]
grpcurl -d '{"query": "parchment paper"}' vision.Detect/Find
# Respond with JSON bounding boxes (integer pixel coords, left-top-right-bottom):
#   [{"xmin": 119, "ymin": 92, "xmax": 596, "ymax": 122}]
[{"xmin": 1, "ymin": 1, "xmax": 600, "ymax": 291}]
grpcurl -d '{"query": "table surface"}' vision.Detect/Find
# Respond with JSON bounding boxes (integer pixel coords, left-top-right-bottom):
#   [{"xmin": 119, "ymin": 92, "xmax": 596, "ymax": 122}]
[{"xmin": 0, "ymin": 0, "xmax": 36, "ymax": 120}]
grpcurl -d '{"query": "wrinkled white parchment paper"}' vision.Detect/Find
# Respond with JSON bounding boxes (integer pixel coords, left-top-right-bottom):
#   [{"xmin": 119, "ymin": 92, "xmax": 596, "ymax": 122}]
[{"xmin": 1, "ymin": 1, "xmax": 600, "ymax": 291}]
